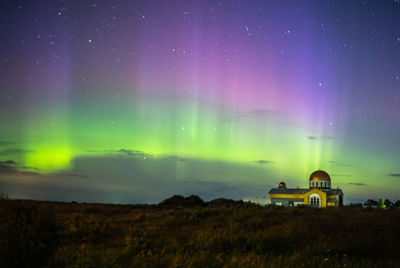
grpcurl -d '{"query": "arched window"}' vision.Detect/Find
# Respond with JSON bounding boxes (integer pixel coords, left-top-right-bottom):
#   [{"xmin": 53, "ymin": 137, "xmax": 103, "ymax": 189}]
[{"xmin": 309, "ymin": 194, "xmax": 321, "ymax": 207}]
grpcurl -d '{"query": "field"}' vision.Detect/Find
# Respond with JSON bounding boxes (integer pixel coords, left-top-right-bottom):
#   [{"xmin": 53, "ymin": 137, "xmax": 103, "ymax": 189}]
[{"xmin": 1, "ymin": 199, "xmax": 400, "ymax": 268}]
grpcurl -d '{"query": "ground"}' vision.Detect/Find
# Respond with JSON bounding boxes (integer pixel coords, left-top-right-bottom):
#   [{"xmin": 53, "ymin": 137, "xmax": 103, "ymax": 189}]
[{"xmin": 1, "ymin": 199, "xmax": 400, "ymax": 267}]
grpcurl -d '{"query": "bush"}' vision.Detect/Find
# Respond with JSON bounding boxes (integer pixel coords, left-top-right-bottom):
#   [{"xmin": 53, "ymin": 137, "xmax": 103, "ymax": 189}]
[{"xmin": 159, "ymin": 195, "xmax": 204, "ymax": 207}]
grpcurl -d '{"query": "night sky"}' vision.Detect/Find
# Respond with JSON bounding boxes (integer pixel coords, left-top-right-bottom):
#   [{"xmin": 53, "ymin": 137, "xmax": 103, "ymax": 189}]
[{"xmin": 1, "ymin": 0, "xmax": 400, "ymax": 204}]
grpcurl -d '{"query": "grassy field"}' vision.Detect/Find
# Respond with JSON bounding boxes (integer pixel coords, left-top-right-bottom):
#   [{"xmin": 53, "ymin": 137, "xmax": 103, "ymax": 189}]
[{"xmin": 1, "ymin": 199, "xmax": 400, "ymax": 267}]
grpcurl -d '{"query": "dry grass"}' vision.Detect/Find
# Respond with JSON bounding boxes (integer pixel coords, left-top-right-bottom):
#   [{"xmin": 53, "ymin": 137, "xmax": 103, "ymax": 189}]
[{"xmin": 1, "ymin": 199, "xmax": 400, "ymax": 267}]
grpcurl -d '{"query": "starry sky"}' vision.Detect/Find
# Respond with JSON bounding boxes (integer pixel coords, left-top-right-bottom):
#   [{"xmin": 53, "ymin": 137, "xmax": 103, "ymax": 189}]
[{"xmin": 1, "ymin": 0, "xmax": 400, "ymax": 204}]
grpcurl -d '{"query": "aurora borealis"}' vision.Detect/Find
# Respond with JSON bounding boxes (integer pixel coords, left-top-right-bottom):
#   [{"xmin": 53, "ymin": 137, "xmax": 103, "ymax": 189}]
[{"xmin": 1, "ymin": 0, "xmax": 400, "ymax": 203}]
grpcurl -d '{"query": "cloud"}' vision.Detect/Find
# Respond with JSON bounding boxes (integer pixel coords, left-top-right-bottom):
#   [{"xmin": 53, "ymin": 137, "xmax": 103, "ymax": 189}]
[
  {"xmin": 110, "ymin": 149, "xmax": 143, "ymax": 156},
  {"xmin": 0, "ymin": 149, "xmax": 34, "ymax": 155},
  {"xmin": 0, "ymin": 153, "xmax": 278, "ymax": 204},
  {"xmin": 349, "ymin": 182, "xmax": 366, "ymax": 186},
  {"xmin": 20, "ymin": 166, "xmax": 40, "ymax": 171},
  {"xmin": 56, "ymin": 172, "xmax": 89, "ymax": 178},
  {"xmin": 179, "ymin": 180, "xmax": 265, "ymax": 201},
  {"xmin": 308, "ymin": 136, "xmax": 335, "ymax": 141},
  {"xmin": 0, "ymin": 160, "xmax": 17, "ymax": 165},
  {"xmin": 106, "ymin": 149, "xmax": 152, "ymax": 159},
  {"xmin": 255, "ymin": 160, "xmax": 274, "ymax": 165},
  {"xmin": 86, "ymin": 148, "xmax": 151, "ymax": 158},
  {"xmin": 388, "ymin": 173, "xmax": 400, "ymax": 177},
  {"xmin": 0, "ymin": 163, "xmax": 17, "ymax": 174},
  {"xmin": 0, "ymin": 161, "xmax": 38, "ymax": 176}
]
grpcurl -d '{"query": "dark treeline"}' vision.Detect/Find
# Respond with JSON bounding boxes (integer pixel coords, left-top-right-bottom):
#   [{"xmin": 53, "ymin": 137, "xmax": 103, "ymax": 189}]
[
  {"xmin": 363, "ymin": 199, "xmax": 400, "ymax": 208},
  {"xmin": 346, "ymin": 199, "xmax": 400, "ymax": 208},
  {"xmin": 2, "ymin": 197, "xmax": 400, "ymax": 267}
]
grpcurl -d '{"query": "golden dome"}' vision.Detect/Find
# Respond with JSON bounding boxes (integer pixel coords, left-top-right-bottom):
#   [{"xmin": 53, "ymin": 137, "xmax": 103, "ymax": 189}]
[{"xmin": 309, "ymin": 170, "xmax": 331, "ymax": 181}]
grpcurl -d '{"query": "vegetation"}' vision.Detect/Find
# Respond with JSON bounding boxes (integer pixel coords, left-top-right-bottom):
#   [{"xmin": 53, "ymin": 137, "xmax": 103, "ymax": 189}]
[
  {"xmin": 1, "ymin": 197, "xmax": 400, "ymax": 267},
  {"xmin": 364, "ymin": 198, "xmax": 400, "ymax": 208}
]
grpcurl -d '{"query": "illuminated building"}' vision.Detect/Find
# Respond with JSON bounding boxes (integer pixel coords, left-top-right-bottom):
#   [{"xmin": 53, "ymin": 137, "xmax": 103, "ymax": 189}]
[{"xmin": 269, "ymin": 170, "xmax": 343, "ymax": 207}]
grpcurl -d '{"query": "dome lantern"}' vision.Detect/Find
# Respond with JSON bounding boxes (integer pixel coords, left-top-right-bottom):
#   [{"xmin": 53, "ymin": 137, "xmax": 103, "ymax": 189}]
[
  {"xmin": 278, "ymin": 182, "xmax": 287, "ymax": 189},
  {"xmin": 309, "ymin": 170, "xmax": 331, "ymax": 189}
]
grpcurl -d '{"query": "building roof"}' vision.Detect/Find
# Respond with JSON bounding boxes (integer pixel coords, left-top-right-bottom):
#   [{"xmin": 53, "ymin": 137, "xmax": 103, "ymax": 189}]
[
  {"xmin": 269, "ymin": 188, "xmax": 309, "ymax": 194},
  {"xmin": 327, "ymin": 189, "xmax": 344, "ymax": 196},
  {"xmin": 309, "ymin": 170, "xmax": 331, "ymax": 181},
  {"xmin": 269, "ymin": 187, "xmax": 343, "ymax": 196}
]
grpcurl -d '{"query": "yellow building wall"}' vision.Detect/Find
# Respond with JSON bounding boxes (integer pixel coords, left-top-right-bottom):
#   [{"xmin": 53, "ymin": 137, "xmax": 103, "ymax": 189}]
[
  {"xmin": 327, "ymin": 194, "xmax": 338, "ymax": 207},
  {"xmin": 303, "ymin": 188, "xmax": 327, "ymax": 207},
  {"xmin": 269, "ymin": 193, "xmax": 305, "ymax": 199},
  {"xmin": 269, "ymin": 189, "xmax": 339, "ymax": 207}
]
